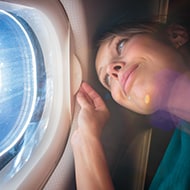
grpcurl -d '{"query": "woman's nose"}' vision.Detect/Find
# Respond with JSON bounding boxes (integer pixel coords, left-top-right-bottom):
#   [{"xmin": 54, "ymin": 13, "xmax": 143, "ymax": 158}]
[{"xmin": 107, "ymin": 62, "xmax": 124, "ymax": 79}]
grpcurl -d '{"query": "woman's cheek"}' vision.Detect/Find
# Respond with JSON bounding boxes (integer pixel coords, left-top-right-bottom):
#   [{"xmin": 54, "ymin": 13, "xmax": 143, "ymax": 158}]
[
  {"xmin": 111, "ymin": 87, "xmax": 124, "ymax": 104},
  {"xmin": 139, "ymin": 93, "xmax": 157, "ymax": 114},
  {"xmin": 130, "ymin": 86, "xmax": 159, "ymax": 114},
  {"xmin": 109, "ymin": 81, "xmax": 160, "ymax": 114}
]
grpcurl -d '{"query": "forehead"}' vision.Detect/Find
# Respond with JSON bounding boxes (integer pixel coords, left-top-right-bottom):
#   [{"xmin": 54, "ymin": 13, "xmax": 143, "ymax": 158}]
[{"xmin": 95, "ymin": 40, "xmax": 111, "ymax": 72}]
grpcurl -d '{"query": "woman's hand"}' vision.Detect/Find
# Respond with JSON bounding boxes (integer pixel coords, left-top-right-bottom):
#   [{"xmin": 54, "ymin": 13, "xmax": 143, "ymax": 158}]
[
  {"xmin": 71, "ymin": 83, "xmax": 114, "ymax": 190},
  {"xmin": 73, "ymin": 82, "xmax": 110, "ymax": 140}
]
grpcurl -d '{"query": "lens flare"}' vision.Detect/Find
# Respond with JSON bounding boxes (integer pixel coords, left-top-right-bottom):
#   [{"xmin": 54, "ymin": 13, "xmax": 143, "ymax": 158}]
[{"xmin": 144, "ymin": 94, "xmax": 150, "ymax": 104}]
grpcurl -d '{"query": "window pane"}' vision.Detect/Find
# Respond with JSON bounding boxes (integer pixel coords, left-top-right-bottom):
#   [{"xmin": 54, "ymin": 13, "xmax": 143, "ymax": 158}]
[{"xmin": 0, "ymin": 10, "xmax": 46, "ymax": 170}]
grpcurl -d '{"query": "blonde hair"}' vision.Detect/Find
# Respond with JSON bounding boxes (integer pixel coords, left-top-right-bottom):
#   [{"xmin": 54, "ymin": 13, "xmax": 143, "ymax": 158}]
[{"xmin": 97, "ymin": 21, "xmax": 169, "ymax": 47}]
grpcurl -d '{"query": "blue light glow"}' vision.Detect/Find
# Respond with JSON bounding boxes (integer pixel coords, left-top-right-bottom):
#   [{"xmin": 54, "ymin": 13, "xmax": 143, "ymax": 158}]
[{"xmin": 0, "ymin": 10, "xmax": 46, "ymax": 170}]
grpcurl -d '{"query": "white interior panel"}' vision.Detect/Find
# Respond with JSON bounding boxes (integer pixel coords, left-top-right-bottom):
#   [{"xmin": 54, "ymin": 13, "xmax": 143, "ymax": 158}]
[{"xmin": 0, "ymin": 0, "xmax": 81, "ymax": 189}]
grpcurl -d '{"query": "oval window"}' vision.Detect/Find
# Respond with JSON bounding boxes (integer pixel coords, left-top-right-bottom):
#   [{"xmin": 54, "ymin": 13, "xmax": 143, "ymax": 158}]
[{"xmin": 0, "ymin": 10, "xmax": 46, "ymax": 170}]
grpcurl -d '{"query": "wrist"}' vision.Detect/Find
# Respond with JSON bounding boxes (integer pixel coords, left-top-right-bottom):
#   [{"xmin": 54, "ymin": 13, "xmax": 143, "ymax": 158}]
[{"xmin": 71, "ymin": 128, "xmax": 101, "ymax": 150}]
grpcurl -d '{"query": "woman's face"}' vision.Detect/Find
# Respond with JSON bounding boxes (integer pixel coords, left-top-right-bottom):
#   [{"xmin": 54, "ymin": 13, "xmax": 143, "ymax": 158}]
[{"xmin": 96, "ymin": 34, "xmax": 186, "ymax": 114}]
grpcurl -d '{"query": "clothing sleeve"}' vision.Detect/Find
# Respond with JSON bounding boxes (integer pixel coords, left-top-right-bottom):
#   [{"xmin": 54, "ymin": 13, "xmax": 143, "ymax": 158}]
[{"xmin": 149, "ymin": 121, "xmax": 190, "ymax": 190}]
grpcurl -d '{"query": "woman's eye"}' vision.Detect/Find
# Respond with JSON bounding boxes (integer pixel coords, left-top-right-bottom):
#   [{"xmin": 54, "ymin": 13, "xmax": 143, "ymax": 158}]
[{"xmin": 116, "ymin": 38, "xmax": 127, "ymax": 55}]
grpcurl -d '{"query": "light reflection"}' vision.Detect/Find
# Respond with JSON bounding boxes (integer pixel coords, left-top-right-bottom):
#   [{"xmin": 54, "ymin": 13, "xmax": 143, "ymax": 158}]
[
  {"xmin": 144, "ymin": 94, "xmax": 150, "ymax": 104},
  {"xmin": 0, "ymin": 62, "xmax": 3, "ymax": 90},
  {"xmin": 0, "ymin": 9, "xmax": 46, "ymax": 174}
]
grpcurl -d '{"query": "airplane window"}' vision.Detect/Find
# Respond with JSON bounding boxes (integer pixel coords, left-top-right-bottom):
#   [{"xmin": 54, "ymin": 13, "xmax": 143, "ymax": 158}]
[{"xmin": 0, "ymin": 9, "xmax": 46, "ymax": 173}]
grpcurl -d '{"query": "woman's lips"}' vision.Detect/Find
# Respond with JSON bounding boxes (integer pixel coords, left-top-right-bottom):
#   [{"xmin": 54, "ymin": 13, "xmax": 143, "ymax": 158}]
[{"xmin": 120, "ymin": 64, "xmax": 139, "ymax": 94}]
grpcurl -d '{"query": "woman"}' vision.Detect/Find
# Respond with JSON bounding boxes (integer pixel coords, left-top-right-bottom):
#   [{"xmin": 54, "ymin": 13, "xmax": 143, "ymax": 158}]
[{"xmin": 71, "ymin": 21, "xmax": 190, "ymax": 190}]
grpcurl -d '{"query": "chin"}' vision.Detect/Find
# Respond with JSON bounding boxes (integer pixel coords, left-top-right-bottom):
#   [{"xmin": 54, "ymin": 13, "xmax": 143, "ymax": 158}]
[{"xmin": 125, "ymin": 102, "xmax": 158, "ymax": 115}]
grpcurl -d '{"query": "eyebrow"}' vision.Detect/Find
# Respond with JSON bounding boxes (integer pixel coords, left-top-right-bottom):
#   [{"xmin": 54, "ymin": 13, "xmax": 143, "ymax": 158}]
[{"xmin": 108, "ymin": 36, "xmax": 116, "ymax": 48}]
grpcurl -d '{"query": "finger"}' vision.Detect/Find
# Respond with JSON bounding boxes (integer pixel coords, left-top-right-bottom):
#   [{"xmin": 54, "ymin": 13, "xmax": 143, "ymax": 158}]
[
  {"xmin": 76, "ymin": 90, "xmax": 94, "ymax": 109},
  {"xmin": 81, "ymin": 82, "xmax": 107, "ymax": 110},
  {"xmin": 78, "ymin": 84, "xmax": 94, "ymax": 106}
]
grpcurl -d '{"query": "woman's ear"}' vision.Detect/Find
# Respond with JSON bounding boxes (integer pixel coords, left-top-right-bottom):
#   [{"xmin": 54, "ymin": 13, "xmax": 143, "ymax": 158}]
[{"xmin": 167, "ymin": 24, "xmax": 189, "ymax": 48}]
